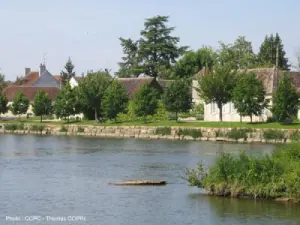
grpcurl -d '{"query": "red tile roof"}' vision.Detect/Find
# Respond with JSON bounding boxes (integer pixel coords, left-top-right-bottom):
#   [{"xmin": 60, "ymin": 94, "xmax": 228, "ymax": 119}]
[
  {"xmin": 2, "ymin": 86, "xmax": 60, "ymax": 101},
  {"xmin": 18, "ymin": 72, "xmax": 39, "ymax": 86}
]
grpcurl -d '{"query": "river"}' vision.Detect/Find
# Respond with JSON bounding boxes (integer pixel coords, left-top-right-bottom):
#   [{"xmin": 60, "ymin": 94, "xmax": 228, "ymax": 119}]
[{"xmin": 0, "ymin": 134, "xmax": 299, "ymax": 225}]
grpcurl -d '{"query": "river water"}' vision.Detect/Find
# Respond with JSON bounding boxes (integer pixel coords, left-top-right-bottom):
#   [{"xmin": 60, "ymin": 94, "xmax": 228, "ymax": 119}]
[{"xmin": 0, "ymin": 134, "xmax": 299, "ymax": 225}]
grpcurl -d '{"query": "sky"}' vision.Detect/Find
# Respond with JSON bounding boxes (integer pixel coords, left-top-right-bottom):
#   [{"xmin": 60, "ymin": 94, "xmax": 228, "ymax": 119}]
[{"xmin": 0, "ymin": 0, "xmax": 299, "ymax": 80}]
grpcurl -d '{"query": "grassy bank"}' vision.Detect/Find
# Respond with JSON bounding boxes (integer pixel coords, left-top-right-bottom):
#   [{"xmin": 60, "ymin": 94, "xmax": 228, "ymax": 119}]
[
  {"xmin": 2, "ymin": 119, "xmax": 300, "ymax": 129},
  {"xmin": 184, "ymin": 143, "xmax": 300, "ymax": 201}
]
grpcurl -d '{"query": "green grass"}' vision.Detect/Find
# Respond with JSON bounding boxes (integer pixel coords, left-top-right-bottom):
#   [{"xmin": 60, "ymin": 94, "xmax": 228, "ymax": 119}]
[
  {"xmin": 184, "ymin": 143, "xmax": 300, "ymax": 201},
  {"xmin": 154, "ymin": 127, "xmax": 171, "ymax": 136},
  {"xmin": 177, "ymin": 128, "xmax": 202, "ymax": 139},
  {"xmin": 2, "ymin": 119, "xmax": 300, "ymax": 129}
]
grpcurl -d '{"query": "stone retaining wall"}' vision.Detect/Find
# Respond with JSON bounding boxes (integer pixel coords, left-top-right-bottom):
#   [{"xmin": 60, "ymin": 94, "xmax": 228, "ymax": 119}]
[{"xmin": 0, "ymin": 123, "xmax": 298, "ymax": 143}]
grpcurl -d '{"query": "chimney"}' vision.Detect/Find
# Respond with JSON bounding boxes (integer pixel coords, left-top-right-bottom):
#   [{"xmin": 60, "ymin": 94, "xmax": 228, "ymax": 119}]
[
  {"xmin": 39, "ymin": 63, "xmax": 46, "ymax": 76},
  {"xmin": 25, "ymin": 68, "xmax": 31, "ymax": 76}
]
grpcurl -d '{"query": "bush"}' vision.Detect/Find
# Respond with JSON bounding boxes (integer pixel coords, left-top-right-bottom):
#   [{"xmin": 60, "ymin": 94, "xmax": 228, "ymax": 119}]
[
  {"xmin": 215, "ymin": 130, "xmax": 226, "ymax": 138},
  {"xmin": 177, "ymin": 128, "xmax": 202, "ymax": 139},
  {"xmin": 289, "ymin": 130, "xmax": 300, "ymax": 141},
  {"xmin": 266, "ymin": 117, "xmax": 276, "ymax": 123},
  {"xmin": 263, "ymin": 129, "xmax": 285, "ymax": 140},
  {"xmin": 168, "ymin": 112, "xmax": 177, "ymax": 120},
  {"xmin": 77, "ymin": 127, "xmax": 84, "ymax": 133},
  {"xmin": 184, "ymin": 143, "xmax": 300, "ymax": 200},
  {"xmin": 4, "ymin": 123, "xmax": 25, "ymax": 131},
  {"xmin": 226, "ymin": 128, "xmax": 252, "ymax": 141},
  {"xmin": 60, "ymin": 126, "xmax": 68, "ymax": 132},
  {"xmin": 30, "ymin": 125, "xmax": 45, "ymax": 132},
  {"xmin": 196, "ymin": 115, "xmax": 204, "ymax": 120},
  {"xmin": 155, "ymin": 127, "xmax": 171, "ymax": 136}
]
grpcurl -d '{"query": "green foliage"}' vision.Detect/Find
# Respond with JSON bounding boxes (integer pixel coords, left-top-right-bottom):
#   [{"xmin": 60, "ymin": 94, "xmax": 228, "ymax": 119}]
[
  {"xmin": 271, "ymin": 73, "xmax": 300, "ymax": 122},
  {"xmin": 289, "ymin": 130, "xmax": 300, "ymax": 142},
  {"xmin": 263, "ymin": 129, "xmax": 285, "ymax": 140},
  {"xmin": 197, "ymin": 63, "xmax": 237, "ymax": 121},
  {"xmin": 196, "ymin": 115, "xmax": 204, "ymax": 121},
  {"xmin": 60, "ymin": 126, "xmax": 68, "ymax": 132},
  {"xmin": 102, "ymin": 80, "xmax": 129, "ymax": 122},
  {"xmin": 173, "ymin": 47, "xmax": 215, "ymax": 78},
  {"xmin": 155, "ymin": 127, "xmax": 171, "ymax": 136},
  {"xmin": 177, "ymin": 128, "xmax": 202, "ymax": 139},
  {"xmin": 117, "ymin": 15, "xmax": 188, "ymax": 78},
  {"xmin": 133, "ymin": 84, "xmax": 158, "ymax": 121},
  {"xmin": 218, "ymin": 36, "xmax": 258, "ymax": 69},
  {"xmin": 4, "ymin": 123, "xmax": 25, "ymax": 131},
  {"xmin": 77, "ymin": 127, "xmax": 84, "ymax": 133},
  {"xmin": 77, "ymin": 71, "xmax": 111, "ymax": 121},
  {"xmin": 185, "ymin": 143, "xmax": 300, "ymax": 199},
  {"xmin": 0, "ymin": 93, "xmax": 8, "ymax": 117},
  {"xmin": 257, "ymin": 33, "xmax": 290, "ymax": 70},
  {"xmin": 30, "ymin": 125, "xmax": 45, "ymax": 132},
  {"xmin": 232, "ymin": 72, "xmax": 268, "ymax": 122},
  {"xmin": 192, "ymin": 103, "xmax": 204, "ymax": 116},
  {"xmin": 32, "ymin": 90, "xmax": 53, "ymax": 122},
  {"xmin": 54, "ymin": 83, "xmax": 78, "ymax": 121},
  {"xmin": 10, "ymin": 91, "xmax": 30, "ymax": 118},
  {"xmin": 60, "ymin": 57, "xmax": 75, "ymax": 85},
  {"xmin": 226, "ymin": 128, "xmax": 251, "ymax": 140},
  {"xmin": 163, "ymin": 79, "xmax": 192, "ymax": 121}
]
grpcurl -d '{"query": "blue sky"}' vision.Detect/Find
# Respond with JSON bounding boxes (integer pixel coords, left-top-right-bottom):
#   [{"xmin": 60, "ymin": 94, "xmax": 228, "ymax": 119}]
[{"xmin": 0, "ymin": 0, "xmax": 299, "ymax": 80}]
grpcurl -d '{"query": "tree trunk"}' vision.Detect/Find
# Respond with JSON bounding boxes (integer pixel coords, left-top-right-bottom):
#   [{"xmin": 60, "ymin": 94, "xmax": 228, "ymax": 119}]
[
  {"xmin": 175, "ymin": 111, "xmax": 178, "ymax": 122},
  {"xmin": 240, "ymin": 115, "xmax": 242, "ymax": 123},
  {"xmin": 94, "ymin": 108, "xmax": 99, "ymax": 122},
  {"xmin": 218, "ymin": 103, "xmax": 223, "ymax": 122},
  {"xmin": 250, "ymin": 114, "xmax": 253, "ymax": 123},
  {"xmin": 40, "ymin": 115, "xmax": 42, "ymax": 123}
]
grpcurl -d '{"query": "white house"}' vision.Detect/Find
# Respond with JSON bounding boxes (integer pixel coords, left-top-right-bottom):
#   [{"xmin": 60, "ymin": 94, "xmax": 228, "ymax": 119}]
[{"xmin": 192, "ymin": 67, "xmax": 300, "ymax": 122}]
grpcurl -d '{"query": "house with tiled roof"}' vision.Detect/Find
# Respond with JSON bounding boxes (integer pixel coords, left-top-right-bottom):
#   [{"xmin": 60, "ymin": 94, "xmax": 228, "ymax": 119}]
[
  {"xmin": 1, "ymin": 63, "xmax": 63, "ymax": 118},
  {"xmin": 192, "ymin": 66, "xmax": 300, "ymax": 122}
]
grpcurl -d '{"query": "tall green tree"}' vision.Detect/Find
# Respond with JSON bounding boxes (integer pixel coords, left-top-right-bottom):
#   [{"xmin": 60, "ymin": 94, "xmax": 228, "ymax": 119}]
[
  {"xmin": 60, "ymin": 57, "xmax": 76, "ymax": 85},
  {"xmin": 232, "ymin": 72, "xmax": 268, "ymax": 123},
  {"xmin": 32, "ymin": 90, "xmax": 53, "ymax": 122},
  {"xmin": 173, "ymin": 47, "xmax": 215, "ymax": 78},
  {"xmin": 10, "ymin": 91, "xmax": 30, "ymax": 119},
  {"xmin": 196, "ymin": 64, "xmax": 237, "ymax": 121},
  {"xmin": 102, "ymin": 80, "xmax": 129, "ymax": 122},
  {"xmin": 134, "ymin": 84, "xmax": 158, "ymax": 121},
  {"xmin": 257, "ymin": 33, "xmax": 290, "ymax": 70},
  {"xmin": 0, "ymin": 93, "xmax": 8, "ymax": 119},
  {"xmin": 116, "ymin": 38, "xmax": 142, "ymax": 77},
  {"xmin": 271, "ymin": 73, "xmax": 299, "ymax": 122},
  {"xmin": 77, "ymin": 71, "xmax": 112, "ymax": 122},
  {"xmin": 163, "ymin": 79, "xmax": 192, "ymax": 121},
  {"xmin": 54, "ymin": 83, "xmax": 78, "ymax": 122},
  {"xmin": 117, "ymin": 15, "xmax": 188, "ymax": 78},
  {"xmin": 218, "ymin": 36, "xmax": 257, "ymax": 69}
]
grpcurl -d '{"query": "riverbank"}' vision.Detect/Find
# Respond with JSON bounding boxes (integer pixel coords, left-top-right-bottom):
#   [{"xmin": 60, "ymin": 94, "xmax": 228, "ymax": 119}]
[{"xmin": 1, "ymin": 122, "xmax": 300, "ymax": 143}]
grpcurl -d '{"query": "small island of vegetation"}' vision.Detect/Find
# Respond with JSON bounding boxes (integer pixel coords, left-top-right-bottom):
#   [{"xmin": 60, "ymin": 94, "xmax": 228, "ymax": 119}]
[{"xmin": 184, "ymin": 142, "xmax": 300, "ymax": 202}]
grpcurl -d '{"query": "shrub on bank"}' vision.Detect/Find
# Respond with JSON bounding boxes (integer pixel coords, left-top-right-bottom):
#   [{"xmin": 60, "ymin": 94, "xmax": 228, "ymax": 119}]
[
  {"xmin": 263, "ymin": 129, "xmax": 285, "ymax": 141},
  {"xmin": 184, "ymin": 143, "xmax": 300, "ymax": 200},
  {"xmin": 60, "ymin": 126, "xmax": 68, "ymax": 132},
  {"xmin": 290, "ymin": 130, "xmax": 300, "ymax": 141},
  {"xmin": 226, "ymin": 128, "xmax": 252, "ymax": 141},
  {"xmin": 30, "ymin": 125, "xmax": 45, "ymax": 132},
  {"xmin": 177, "ymin": 128, "xmax": 202, "ymax": 139},
  {"xmin": 77, "ymin": 127, "xmax": 84, "ymax": 133},
  {"xmin": 4, "ymin": 123, "xmax": 25, "ymax": 131},
  {"xmin": 155, "ymin": 127, "xmax": 171, "ymax": 136}
]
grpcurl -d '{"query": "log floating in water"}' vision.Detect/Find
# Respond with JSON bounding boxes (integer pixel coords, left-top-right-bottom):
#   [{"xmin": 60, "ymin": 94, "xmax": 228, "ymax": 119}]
[{"xmin": 109, "ymin": 180, "xmax": 167, "ymax": 186}]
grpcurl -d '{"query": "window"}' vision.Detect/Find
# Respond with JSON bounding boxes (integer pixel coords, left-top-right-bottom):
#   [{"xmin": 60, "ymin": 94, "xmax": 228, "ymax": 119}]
[{"xmin": 211, "ymin": 103, "xmax": 216, "ymax": 113}]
